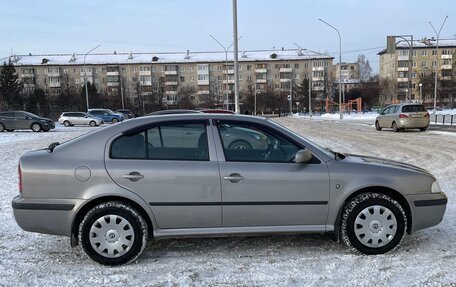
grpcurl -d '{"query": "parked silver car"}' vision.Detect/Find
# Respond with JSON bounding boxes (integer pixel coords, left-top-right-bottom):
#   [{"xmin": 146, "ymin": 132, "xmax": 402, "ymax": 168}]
[
  {"xmin": 58, "ymin": 112, "xmax": 104, "ymax": 127},
  {"xmin": 375, "ymin": 103, "xmax": 430, "ymax": 132},
  {"xmin": 12, "ymin": 114, "xmax": 447, "ymax": 265}
]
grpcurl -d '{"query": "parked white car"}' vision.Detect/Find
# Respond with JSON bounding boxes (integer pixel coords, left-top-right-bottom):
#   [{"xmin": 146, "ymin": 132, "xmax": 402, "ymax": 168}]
[{"xmin": 58, "ymin": 112, "xmax": 104, "ymax": 127}]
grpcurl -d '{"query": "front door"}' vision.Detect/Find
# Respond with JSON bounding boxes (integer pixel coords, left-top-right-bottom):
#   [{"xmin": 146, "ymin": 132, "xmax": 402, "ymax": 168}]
[
  {"xmin": 105, "ymin": 120, "xmax": 222, "ymax": 229},
  {"xmin": 213, "ymin": 120, "xmax": 330, "ymax": 227}
]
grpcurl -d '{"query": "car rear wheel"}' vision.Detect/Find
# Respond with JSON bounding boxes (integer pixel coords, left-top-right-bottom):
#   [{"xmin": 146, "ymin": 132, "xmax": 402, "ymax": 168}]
[
  {"xmin": 420, "ymin": 127, "xmax": 427, "ymax": 132},
  {"xmin": 392, "ymin": 122, "xmax": 399, "ymax": 132},
  {"xmin": 341, "ymin": 192, "xmax": 407, "ymax": 255},
  {"xmin": 375, "ymin": 121, "xmax": 382, "ymax": 131},
  {"xmin": 79, "ymin": 201, "xmax": 148, "ymax": 266},
  {"xmin": 0, "ymin": 123, "xmax": 5, "ymax": 132},
  {"xmin": 89, "ymin": 121, "xmax": 97, "ymax": 127},
  {"xmin": 31, "ymin": 123, "xmax": 42, "ymax": 132},
  {"xmin": 112, "ymin": 118, "xmax": 118, "ymax": 123},
  {"xmin": 63, "ymin": 121, "xmax": 71, "ymax": 127}
]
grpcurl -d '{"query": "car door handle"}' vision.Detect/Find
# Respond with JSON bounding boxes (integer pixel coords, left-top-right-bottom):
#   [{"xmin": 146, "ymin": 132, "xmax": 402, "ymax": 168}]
[
  {"xmin": 223, "ymin": 173, "xmax": 244, "ymax": 183},
  {"xmin": 123, "ymin": 172, "xmax": 144, "ymax": 182}
]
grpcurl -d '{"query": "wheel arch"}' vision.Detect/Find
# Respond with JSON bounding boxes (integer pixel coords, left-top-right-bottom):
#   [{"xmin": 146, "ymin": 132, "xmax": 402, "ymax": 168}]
[
  {"xmin": 70, "ymin": 195, "xmax": 154, "ymax": 247},
  {"xmin": 330, "ymin": 186, "xmax": 412, "ymax": 242}
]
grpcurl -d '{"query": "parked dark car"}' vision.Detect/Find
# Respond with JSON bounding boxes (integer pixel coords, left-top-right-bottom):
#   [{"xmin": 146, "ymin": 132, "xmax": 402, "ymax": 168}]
[
  {"xmin": 116, "ymin": 109, "xmax": 135, "ymax": 119},
  {"xmin": 87, "ymin": 109, "xmax": 124, "ymax": 123},
  {"xmin": 0, "ymin": 111, "xmax": 55, "ymax": 132}
]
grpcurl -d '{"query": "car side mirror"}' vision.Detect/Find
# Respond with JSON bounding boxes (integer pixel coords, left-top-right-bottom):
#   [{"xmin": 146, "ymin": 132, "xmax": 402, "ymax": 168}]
[{"xmin": 294, "ymin": 149, "xmax": 313, "ymax": 164}]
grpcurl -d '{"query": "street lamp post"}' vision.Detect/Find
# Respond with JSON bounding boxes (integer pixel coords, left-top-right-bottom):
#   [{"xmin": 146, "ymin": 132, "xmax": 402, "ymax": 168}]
[
  {"xmin": 419, "ymin": 83, "xmax": 423, "ymax": 101},
  {"xmin": 83, "ymin": 44, "xmax": 101, "ymax": 111},
  {"xmin": 429, "ymin": 15, "xmax": 448, "ymax": 114},
  {"xmin": 393, "ymin": 35, "xmax": 413, "ymax": 101},
  {"xmin": 232, "ymin": 0, "xmax": 240, "ymax": 113},
  {"xmin": 319, "ymin": 18, "xmax": 342, "ymax": 119},
  {"xmin": 255, "ymin": 89, "xmax": 260, "ymax": 115}
]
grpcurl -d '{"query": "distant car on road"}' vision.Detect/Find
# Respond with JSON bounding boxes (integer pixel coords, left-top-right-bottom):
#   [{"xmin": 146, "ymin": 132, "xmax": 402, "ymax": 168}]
[
  {"xmin": 12, "ymin": 114, "xmax": 447, "ymax": 265},
  {"xmin": 88, "ymin": 109, "xmax": 124, "ymax": 123},
  {"xmin": 116, "ymin": 109, "xmax": 135, "ymax": 119},
  {"xmin": 375, "ymin": 103, "xmax": 430, "ymax": 132},
  {"xmin": 58, "ymin": 112, "xmax": 104, "ymax": 127},
  {"xmin": 0, "ymin": 111, "xmax": 55, "ymax": 132}
]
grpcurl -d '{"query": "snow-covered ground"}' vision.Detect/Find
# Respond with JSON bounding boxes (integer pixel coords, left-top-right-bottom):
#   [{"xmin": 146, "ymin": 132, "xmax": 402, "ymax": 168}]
[{"xmin": 0, "ymin": 120, "xmax": 455, "ymax": 286}]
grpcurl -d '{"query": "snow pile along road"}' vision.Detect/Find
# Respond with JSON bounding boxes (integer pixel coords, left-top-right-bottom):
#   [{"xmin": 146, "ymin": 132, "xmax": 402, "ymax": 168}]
[{"xmin": 0, "ymin": 120, "xmax": 455, "ymax": 286}]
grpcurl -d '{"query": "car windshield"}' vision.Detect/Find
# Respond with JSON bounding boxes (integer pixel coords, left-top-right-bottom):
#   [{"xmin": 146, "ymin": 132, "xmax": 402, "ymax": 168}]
[{"xmin": 402, "ymin": 105, "xmax": 426, "ymax": 113}]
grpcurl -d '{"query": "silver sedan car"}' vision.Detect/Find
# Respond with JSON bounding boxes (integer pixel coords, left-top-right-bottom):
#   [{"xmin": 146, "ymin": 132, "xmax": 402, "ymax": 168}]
[
  {"xmin": 58, "ymin": 112, "xmax": 103, "ymax": 127},
  {"xmin": 375, "ymin": 103, "xmax": 430, "ymax": 132},
  {"xmin": 12, "ymin": 114, "xmax": 447, "ymax": 265}
]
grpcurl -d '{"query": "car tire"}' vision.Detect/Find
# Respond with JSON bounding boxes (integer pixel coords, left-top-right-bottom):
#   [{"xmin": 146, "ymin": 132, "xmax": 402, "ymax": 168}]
[
  {"xmin": 375, "ymin": 121, "xmax": 382, "ymax": 131},
  {"xmin": 228, "ymin": 140, "xmax": 252, "ymax": 150},
  {"xmin": 0, "ymin": 123, "xmax": 5, "ymax": 132},
  {"xmin": 79, "ymin": 201, "xmax": 148, "ymax": 266},
  {"xmin": 392, "ymin": 122, "xmax": 399, "ymax": 132},
  {"xmin": 6, "ymin": 129, "xmax": 14, "ymax": 132},
  {"xmin": 43, "ymin": 128, "xmax": 50, "ymax": 132},
  {"xmin": 31, "ymin": 123, "xmax": 42, "ymax": 132},
  {"xmin": 341, "ymin": 192, "xmax": 407, "ymax": 255},
  {"xmin": 89, "ymin": 121, "xmax": 97, "ymax": 127},
  {"xmin": 420, "ymin": 127, "xmax": 427, "ymax": 132},
  {"xmin": 112, "ymin": 118, "xmax": 118, "ymax": 123},
  {"xmin": 63, "ymin": 121, "xmax": 71, "ymax": 127}
]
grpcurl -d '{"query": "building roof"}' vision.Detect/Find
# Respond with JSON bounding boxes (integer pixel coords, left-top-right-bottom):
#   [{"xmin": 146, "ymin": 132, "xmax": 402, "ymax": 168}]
[
  {"xmin": 377, "ymin": 39, "xmax": 456, "ymax": 55},
  {"xmin": 1, "ymin": 49, "xmax": 333, "ymax": 67}
]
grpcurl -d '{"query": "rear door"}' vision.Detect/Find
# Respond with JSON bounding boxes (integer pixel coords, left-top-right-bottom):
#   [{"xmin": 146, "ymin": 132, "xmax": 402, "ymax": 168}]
[{"xmin": 105, "ymin": 120, "xmax": 222, "ymax": 229}]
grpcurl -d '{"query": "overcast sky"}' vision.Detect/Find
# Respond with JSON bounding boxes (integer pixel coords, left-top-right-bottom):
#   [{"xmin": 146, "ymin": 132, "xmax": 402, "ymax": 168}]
[{"xmin": 1, "ymin": 0, "xmax": 454, "ymax": 72}]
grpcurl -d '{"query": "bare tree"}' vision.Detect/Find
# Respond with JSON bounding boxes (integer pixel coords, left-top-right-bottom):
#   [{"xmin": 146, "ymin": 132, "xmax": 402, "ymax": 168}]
[{"xmin": 357, "ymin": 54, "xmax": 372, "ymax": 82}]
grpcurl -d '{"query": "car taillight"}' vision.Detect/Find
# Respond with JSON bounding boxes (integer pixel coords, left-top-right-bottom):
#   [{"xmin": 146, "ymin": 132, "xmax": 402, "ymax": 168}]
[
  {"xmin": 399, "ymin": 114, "xmax": 408, "ymax": 119},
  {"xmin": 424, "ymin": 112, "xmax": 430, "ymax": 118},
  {"xmin": 18, "ymin": 163, "xmax": 22, "ymax": 194}
]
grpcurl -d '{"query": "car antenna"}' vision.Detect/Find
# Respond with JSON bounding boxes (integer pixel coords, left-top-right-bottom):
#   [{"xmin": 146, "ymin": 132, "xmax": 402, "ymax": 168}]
[{"xmin": 47, "ymin": 142, "xmax": 60, "ymax": 153}]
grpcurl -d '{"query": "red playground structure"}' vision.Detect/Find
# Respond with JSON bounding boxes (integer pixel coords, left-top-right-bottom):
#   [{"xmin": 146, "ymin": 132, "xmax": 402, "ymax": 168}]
[{"xmin": 325, "ymin": 97, "xmax": 362, "ymax": 113}]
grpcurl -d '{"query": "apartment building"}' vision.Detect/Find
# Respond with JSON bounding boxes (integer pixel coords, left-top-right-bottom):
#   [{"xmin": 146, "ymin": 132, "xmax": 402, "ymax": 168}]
[
  {"xmin": 333, "ymin": 62, "xmax": 361, "ymax": 93},
  {"xmin": 5, "ymin": 49, "xmax": 333, "ymax": 107},
  {"xmin": 378, "ymin": 38, "xmax": 456, "ymax": 104}
]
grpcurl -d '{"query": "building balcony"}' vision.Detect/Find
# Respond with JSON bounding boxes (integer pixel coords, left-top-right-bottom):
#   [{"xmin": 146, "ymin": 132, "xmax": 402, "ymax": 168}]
[
  {"xmin": 312, "ymin": 77, "xmax": 325, "ymax": 82},
  {"xmin": 48, "ymin": 82, "xmax": 61, "ymax": 88},
  {"xmin": 397, "ymin": 78, "xmax": 408, "ymax": 82},
  {"xmin": 279, "ymin": 67, "xmax": 292, "ymax": 73},
  {"xmin": 198, "ymin": 80, "xmax": 210, "ymax": 86},
  {"xmin": 23, "ymin": 83, "xmax": 35, "ymax": 88},
  {"xmin": 80, "ymin": 72, "xmax": 93, "ymax": 77},
  {"xmin": 256, "ymin": 79, "xmax": 267, "ymax": 83},
  {"xmin": 140, "ymin": 81, "xmax": 152, "ymax": 86},
  {"xmin": 20, "ymin": 74, "xmax": 35, "ymax": 78},
  {"xmin": 164, "ymin": 70, "xmax": 177, "ymax": 75},
  {"xmin": 165, "ymin": 91, "xmax": 178, "ymax": 95},
  {"xmin": 397, "ymin": 67, "xmax": 409, "ymax": 72},
  {"xmin": 279, "ymin": 78, "xmax": 292, "ymax": 83},
  {"xmin": 47, "ymin": 72, "xmax": 60, "ymax": 77},
  {"xmin": 442, "ymin": 76, "xmax": 452, "ymax": 80},
  {"xmin": 107, "ymin": 71, "xmax": 119, "ymax": 76},
  {"xmin": 165, "ymin": 81, "xmax": 178, "ymax": 86},
  {"xmin": 441, "ymin": 64, "xmax": 452, "ymax": 70},
  {"xmin": 197, "ymin": 90, "xmax": 210, "ymax": 95},
  {"xmin": 313, "ymin": 86, "xmax": 324, "ymax": 91},
  {"xmin": 139, "ymin": 71, "xmax": 151, "ymax": 76},
  {"xmin": 107, "ymin": 82, "xmax": 120, "ymax": 87},
  {"xmin": 441, "ymin": 54, "xmax": 453, "ymax": 59},
  {"xmin": 312, "ymin": 67, "xmax": 324, "ymax": 71},
  {"xmin": 223, "ymin": 79, "xmax": 235, "ymax": 84},
  {"xmin": 255, "ymin": 68, "xmax": 267, "ymax": 73},
  {"xmin": 223, "ymin": 69, "xmax": 235, "ymax": 74},
  {"xmin": 398, "ymin": 55, "xmax": 410, "ymax": 61}
]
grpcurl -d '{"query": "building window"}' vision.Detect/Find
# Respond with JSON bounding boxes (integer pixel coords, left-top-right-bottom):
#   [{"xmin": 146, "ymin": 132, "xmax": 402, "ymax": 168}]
[
  {"xmin": 413, "ymin": 61, "xmax": 417, "ymax": 67},
  {"xmin": 432, "ymin": 61, "xmax": 437, "ymax": 67},
  {"xmin": 247, "ymin": 65, "xmax": 252, "ymax": 71},
  {"xmin": 294, "ymin": 63, "xmax": 299, "ymax": 69},
  {"xmin": 412, "ymin": 51, "xmax": 417, "ymax": 57},
  {"xmin": 421, "ymin": 50, "xmax": 427, "ymax": 56},
  {"xmin": 131, "ymin": 67, "xmax": 137, "ymax": 72},
  {"xmin": 295, "ymin": 74, "xmax": 300, "ymax": 79},
  {"xmin": 180, "ymin": 76, "xmax": 185, "ymax": 82},
  {"xmin": 432, "ymin": 50, "xmax": 437, "ymax": 56},
  {"xmin": 191, "ymin": 77, "xmax": 194, "ymax": 82}
]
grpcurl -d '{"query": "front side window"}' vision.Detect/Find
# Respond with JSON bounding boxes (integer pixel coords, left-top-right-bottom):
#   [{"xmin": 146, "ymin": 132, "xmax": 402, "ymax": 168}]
[
  {"xmin": 216, "ymin": 121, "xmax": 301, "ymax": 163},
  {"xmin": 111, "ymin": 122, "xmax": 208, "ymax": 161}
]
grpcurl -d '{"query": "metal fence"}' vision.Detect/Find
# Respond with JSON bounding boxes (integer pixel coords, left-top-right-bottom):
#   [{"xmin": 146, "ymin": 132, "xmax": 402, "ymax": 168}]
[{"xmin": 430, "ymin": 114, "xmax": 456, "ymax": 126}]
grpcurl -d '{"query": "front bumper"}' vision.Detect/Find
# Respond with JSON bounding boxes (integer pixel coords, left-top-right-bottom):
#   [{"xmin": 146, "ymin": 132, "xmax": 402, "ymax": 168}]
[
  {"xmin": 12, "ymin": 196, "xmax": 83, "ymax": 237},
  {"xmin": 406, "ymin": 192, "xmax": 447, "ymax": 233}
]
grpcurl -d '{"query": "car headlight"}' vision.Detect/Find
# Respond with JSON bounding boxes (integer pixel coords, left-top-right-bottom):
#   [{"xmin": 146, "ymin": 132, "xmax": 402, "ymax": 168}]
[{"xmin": 431, "ymin": 181, "xmax": 441, "ymax": 193}]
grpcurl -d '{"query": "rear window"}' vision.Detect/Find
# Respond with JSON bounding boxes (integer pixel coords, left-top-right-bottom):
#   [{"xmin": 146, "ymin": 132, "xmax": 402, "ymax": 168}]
[{"xmin": 402, "ymin": 105, "xmax": 426, "ymax": 113}]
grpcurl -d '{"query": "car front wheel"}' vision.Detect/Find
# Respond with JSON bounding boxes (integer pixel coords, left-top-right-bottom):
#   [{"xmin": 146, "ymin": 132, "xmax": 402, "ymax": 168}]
[
  {"xmin": 375, "ymin": 121, "xmax": 382, "ymax": 131},
  {"xmin": 341, "ymin": 192, "xmax": 407, "ymax": 255},
  {"xmin": 0, "ymin": 123, "xmax": 5, "ymax": 132},
  {"xmin": 112, "ymin": 118, "xmax": 118, "ymax": 123},
  {"xmin": 89, "ymin": 121, "xmax": 97, "ymax": 127},
  {"xmin": 31, "ymin": 123, "xmax": 42, "ymax": 132},
  {"xmin": 79, "ymin": 201, "xmax": 148, "ymax": 266},
  {"xmin": 63, "ymin": 121, "xmax": 71, "ymax": 127},
  {"xmin": 392, "ymin": 122, "xmax": 399, "ymax": 132}
]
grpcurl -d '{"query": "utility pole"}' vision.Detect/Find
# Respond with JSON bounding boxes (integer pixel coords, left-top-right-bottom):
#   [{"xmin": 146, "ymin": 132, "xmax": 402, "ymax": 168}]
[
  {"xmin": 429, "ymin": 16, "xmax": 448, "ymax": 114},
  {"xmin": 232, "ymin": 0, "xmax": 240, "ymax": 113},
  {"xmin": 83, "ymin": 44, "xmax": 101, "ymax": 111}
]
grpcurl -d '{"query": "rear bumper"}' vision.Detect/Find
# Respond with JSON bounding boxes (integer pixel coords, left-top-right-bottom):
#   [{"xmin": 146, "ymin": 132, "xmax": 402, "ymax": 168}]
[
  {"xmin": 12, "ymin": 196, "xmax": 83, "ymax": 237},
  {"xmin": 406, "ymin": 192, "xmax": 447, "ymax": 233},
  {"xmin": 398, "ymin": 118, "xmax": 430, "ymax": 129}
]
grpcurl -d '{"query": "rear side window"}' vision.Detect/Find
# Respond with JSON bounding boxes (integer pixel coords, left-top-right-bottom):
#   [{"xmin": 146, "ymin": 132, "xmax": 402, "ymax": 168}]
[
  {"xmin": 110, "ymin": 122, "xmax": 208, "ymax": 161},
  {"xmin": 402, "ymin": 105, "xmax": 426, "ymax": 113}
]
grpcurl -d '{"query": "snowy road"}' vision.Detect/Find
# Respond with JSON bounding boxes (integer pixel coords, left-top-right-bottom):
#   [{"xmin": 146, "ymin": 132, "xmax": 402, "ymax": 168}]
[{"xmin": 0, "ymin": 119, "xmax": 455, "ymax": 286}]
